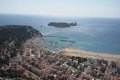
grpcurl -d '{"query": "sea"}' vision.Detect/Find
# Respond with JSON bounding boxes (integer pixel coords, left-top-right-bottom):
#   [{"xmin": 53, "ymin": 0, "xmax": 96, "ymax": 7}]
[{"xmin": 0, "ymin": 14, "xmax": 120, "ymax": 54}]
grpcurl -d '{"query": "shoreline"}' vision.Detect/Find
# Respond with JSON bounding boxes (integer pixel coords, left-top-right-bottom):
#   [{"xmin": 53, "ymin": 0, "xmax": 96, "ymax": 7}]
[{"xmin": 60, "ymin": 48, "xmax": 120, "ymax": 61}]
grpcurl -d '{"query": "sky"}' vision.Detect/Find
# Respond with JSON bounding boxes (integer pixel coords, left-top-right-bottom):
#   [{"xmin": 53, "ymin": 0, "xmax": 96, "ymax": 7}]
[{"xmin": 0, "ymin": 0, "xmax": 120, "ymax": 18}]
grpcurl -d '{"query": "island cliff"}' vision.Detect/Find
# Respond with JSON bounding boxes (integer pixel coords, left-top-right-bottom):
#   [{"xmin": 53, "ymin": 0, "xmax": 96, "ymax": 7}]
[
  {"xmin": 48, "ymin": 22, "xmax": 77, "ymax": 28},
  {"xmin": 0, "ymin": 25, "xmax": 42, "ymax": 66}
]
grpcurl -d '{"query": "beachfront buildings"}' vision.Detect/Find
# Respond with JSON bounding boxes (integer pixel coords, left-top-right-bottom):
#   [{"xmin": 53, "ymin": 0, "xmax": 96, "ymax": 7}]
[{"xmin": 0, "ymin": 39, "xmax": 120, "ymax": 80}]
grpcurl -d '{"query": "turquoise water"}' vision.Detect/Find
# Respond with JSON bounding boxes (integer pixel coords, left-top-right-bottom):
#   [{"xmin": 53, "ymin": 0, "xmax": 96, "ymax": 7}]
[
  {"xmin": 39, "ymin": 23, "xmax": 120, "ymax": 54},
  {"xmin": 0, "ymin": 14, "xmax": 120, "ymax": 54}
]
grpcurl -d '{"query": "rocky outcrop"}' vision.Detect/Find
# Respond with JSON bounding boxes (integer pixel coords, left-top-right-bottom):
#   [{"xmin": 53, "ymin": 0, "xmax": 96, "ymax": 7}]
[{"xmin": 48, "ymin": 22, "xmax": 77, "ymax": 28}]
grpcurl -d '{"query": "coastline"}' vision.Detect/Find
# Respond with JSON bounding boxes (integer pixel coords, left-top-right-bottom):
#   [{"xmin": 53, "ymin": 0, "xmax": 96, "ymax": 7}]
[{"xmin": 60, "ymin": 48, "xmax": 120, "ymax": 61}]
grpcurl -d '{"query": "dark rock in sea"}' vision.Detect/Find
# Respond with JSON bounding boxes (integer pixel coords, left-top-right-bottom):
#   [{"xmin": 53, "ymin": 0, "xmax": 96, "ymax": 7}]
[
  {"xmin": 48, "ymin": 22, "xmax": 77, "ymax": 28},
  {"xmin": 0, "ymin": 25, "xmax": 42, "ymax": 66}
]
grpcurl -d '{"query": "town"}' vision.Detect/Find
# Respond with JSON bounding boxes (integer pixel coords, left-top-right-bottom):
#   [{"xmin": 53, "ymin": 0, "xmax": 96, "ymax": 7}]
[{"xmin": 0, "ymin": 37, "xmax": 120, "ymax": 80}]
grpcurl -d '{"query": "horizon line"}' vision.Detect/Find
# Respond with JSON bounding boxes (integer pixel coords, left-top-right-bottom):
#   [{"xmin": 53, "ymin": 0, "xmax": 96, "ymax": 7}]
[{"xmin": 0, "ymin": 13, "xmax": 120, "ymax": 19}]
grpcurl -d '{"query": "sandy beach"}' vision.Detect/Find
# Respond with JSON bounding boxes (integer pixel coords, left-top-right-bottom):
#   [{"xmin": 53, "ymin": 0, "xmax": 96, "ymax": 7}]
[{"xmin": 60, "ymin": 48, "xmax": 120, "ymax": 61}]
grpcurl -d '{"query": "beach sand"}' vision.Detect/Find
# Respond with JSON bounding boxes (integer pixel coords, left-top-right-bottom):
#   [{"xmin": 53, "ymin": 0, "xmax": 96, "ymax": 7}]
[{"xmin": 60, "ymin": 48, "xmax": 120, "ymax": 61}]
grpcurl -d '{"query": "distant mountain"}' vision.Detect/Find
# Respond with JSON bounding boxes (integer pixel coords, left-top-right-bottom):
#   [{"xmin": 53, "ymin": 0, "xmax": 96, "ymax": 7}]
[
  {"xmin": 0, "ymin": 25, "xmax": 42, "ymax": 66},
  {"xmin": 48, "ymin": 22, "xmax": 77, "ymax": 28}
]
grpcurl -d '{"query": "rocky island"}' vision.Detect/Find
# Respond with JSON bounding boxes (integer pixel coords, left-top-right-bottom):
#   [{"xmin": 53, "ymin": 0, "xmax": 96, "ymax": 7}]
[{"xmin": 48, "ymin": 22, "xmax": 77, "ymax": 28}]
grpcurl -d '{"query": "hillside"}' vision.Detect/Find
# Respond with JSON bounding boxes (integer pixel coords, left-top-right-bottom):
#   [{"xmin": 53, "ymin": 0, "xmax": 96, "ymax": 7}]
[{"xmin": 0, "ymin": 25, "xmax": 42, "ymax": 65}]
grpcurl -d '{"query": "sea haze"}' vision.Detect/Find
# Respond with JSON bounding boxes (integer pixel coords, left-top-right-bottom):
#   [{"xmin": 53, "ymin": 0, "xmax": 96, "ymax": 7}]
[{"xmin": 0, "ymin": 14, "xmax": 120, "ymax": 54}]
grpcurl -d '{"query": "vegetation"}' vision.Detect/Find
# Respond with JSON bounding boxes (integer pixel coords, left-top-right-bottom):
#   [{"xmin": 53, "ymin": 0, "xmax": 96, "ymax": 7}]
[
  {"xmin": 48, "ymin": 22, "xmax": 77, "ymax": 28},
  {"xmin": 0, "ymin": 25, "xmax": 42, "ymax": 66},
  {"xmin": 0, "ymin": 25, "xmax": 41, "ymax": 47}
]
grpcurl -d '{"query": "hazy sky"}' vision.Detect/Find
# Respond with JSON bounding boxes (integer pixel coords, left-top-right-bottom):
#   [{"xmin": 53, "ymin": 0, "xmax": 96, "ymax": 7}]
[{"xmin": 0, "ymin": 0, "xmax": 120, "ymax": 18}]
